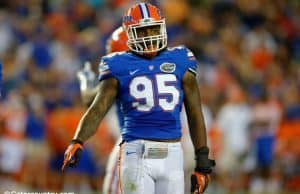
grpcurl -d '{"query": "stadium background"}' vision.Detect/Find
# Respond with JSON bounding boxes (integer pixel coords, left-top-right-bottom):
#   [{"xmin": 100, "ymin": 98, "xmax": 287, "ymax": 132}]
[{"xmin": 0, "ymin": 0, "xmax": 299, "ymax": 193}]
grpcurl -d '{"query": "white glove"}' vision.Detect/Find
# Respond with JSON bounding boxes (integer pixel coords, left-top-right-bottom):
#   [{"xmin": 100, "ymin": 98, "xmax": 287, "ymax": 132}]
[{"xmin": 77, "ymin": 61, "xmax": 97, "ymax": 91}]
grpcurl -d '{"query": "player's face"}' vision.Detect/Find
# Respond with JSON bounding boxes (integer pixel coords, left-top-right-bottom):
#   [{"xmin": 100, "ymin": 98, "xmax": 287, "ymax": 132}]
[
  {"xmin": 123, "ymin": 3, "xmax": 167, "ymax": 54},
  {"xmin": 136, "ymin": 25, "xmax": 160, "ymax": 38},
  {"xmin": 135, "ymin": 25, "xmax": 161, "ymax": 54}
]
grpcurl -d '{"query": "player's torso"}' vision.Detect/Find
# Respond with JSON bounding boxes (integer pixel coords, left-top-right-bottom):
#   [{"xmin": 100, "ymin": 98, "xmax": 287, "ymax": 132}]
[{"xmin": 100, "ymin": 47, "xmax": 194, "ymax": 141}]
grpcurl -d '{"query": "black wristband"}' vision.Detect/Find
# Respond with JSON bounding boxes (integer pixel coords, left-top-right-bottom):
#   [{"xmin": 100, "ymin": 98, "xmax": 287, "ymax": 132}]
[
  {"xmin": 70, "ymin": 139, "xmax": 83, "ymax": 146},
  {"xmin": 195, "ymin": 146, "xmax": 215, "ymax": 174}
]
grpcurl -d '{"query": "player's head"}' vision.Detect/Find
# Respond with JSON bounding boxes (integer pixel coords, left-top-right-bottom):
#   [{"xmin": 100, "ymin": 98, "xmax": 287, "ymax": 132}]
[
  {"xmin": 122, "ymin": 2, "xmax": 167, "ymax": 55},
  {"xmin": 106, "ymin": 26, "xmax": 128, "ymax": 54}
]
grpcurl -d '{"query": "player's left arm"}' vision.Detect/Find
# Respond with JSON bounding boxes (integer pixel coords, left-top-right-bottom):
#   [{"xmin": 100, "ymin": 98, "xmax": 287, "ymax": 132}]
[
  {"xmin": 182, "ymin": 71, "xmax": 207, "ymax": 149},
  {"xmin": 182, "ymin": 71, "xmax": 215, "ymax": 193}
]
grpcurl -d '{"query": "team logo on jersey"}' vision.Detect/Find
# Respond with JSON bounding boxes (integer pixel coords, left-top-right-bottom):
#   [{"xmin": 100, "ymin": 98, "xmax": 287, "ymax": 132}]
[{"xmin": 160, "ymin": 63, "xmax": 176, "ymax": 73}]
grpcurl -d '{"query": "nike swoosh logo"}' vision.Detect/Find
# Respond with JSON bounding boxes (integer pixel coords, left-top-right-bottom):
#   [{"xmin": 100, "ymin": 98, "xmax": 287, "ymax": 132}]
[
  {"xmin": 129, "ymin": 69, "xmax": 139, "ymax": 75},
  {"xmin": 126, "ymin": 151, "xmax": 136, "ymax": 155}
]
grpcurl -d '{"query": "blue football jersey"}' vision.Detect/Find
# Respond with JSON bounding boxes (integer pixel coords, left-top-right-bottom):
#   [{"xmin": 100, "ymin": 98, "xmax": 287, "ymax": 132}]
[{"xmin": 99, "ymin": 46, "xmax": 198, "ymax": 141}]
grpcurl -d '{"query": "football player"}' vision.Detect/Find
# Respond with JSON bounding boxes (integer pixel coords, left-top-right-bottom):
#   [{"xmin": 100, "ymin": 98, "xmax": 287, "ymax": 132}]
[
  {"xmin": 76, "ymin": 26, "xmax": 128, "ymax": 194},
  {"xmin": 62, "ymin": 3, "xmax": 215, "ymax": 194}
]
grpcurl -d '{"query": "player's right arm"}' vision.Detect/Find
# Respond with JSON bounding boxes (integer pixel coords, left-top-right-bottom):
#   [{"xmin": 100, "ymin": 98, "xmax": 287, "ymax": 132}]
[
  {"xmin": 74, "ymin": 77, "xmax": 118, "ymax": 142},
  {"xmin": 62, "ymin": 77, "xmax": 118, "ymax": 171}
]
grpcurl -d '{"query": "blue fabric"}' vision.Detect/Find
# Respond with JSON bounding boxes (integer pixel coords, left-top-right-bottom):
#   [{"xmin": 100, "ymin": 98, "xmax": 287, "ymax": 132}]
[
  {"xmin": 32, "ymin": 41, "xmax": 52, "ymax": 69},
  {"xmin": 286, "ymin": 105, "xmax": 300, "ymax": 120},
  {"xmin": 65, "ymin": 149, "xmax": 100, "ymax": 177},
  {"xmin": 256, "ymin": 135, "xmax": 274, "ymax": 167},
  {"xmin": 292, "ymin": 36, "xmax": 300, "ymax": 59},
  {"xmin": 98, "ymin": 46, "xmax": 198, "ymax": 141},
  {"xmin": 49, "ymin": 153, "xmax": 65, "ymax": 172},
  {"xmin": 26, "ymin": 112, "xmax": 46, "ymax": 140},
  {"xmin": 49, "ymin": 149, "xmax": 100, "ymax": 177}
]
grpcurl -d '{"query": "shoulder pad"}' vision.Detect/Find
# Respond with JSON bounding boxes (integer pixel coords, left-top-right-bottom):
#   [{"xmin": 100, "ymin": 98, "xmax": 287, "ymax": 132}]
[
  {"xmin": 104, "ymin": 51, "xmax": 127, "ymax": 59},
  {"xmin": 167, "ymin": 45, "xmax": 186, "ymax": 51},
  {"xmin": 168, "ymin": 45, "xmax": 196, "ymax": 60}
]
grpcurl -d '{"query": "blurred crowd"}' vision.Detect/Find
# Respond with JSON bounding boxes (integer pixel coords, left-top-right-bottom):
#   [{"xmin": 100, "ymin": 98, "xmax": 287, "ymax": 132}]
[{"xmin": 0, "ymin": 0, "xmax": 299, "ymax": 194}]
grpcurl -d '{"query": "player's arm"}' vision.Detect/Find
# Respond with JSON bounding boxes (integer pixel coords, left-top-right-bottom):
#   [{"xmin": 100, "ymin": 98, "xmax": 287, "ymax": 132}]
[
  {"xmin": 182, "ymin": 71, "xmax": 215, "ymax": 193},
  {"xmin": 62, "ymin": 77, "xmax": 118, "ymax": 171},
  {"xmin": 182, "ymin": 71, "xmax": 207, "ymax": 149},
  {"xmin": 74, "ymin": 77, "xmax": 118, "ymax": 142}
]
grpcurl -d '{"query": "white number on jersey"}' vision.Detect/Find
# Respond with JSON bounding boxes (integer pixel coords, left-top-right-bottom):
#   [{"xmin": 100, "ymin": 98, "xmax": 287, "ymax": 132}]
[{"xmin": 129, "ymin": 74, "xmax": 179, "ymax": 112}]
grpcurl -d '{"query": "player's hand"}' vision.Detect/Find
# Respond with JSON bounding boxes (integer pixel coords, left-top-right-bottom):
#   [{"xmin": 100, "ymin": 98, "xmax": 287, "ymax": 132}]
[
  {"xmin": 191, "ymin": 172, "xmax": 209, "ymax": 194},
  {"xmin": 61, "ymin": 139, "xmax": 83, "ymax": 171},
  {"xmin": 77, "ymin": 61, "xmax": 96, "ymax": 91},
  {"xmin": 191, "ymin": 146, "xmax": 215, "ymax": 193}
]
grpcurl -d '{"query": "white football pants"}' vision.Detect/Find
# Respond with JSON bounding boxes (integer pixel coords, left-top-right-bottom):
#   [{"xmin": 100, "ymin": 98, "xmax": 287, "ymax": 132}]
[{"xmin": 119, "ymin": 139, "xmax": 184, "ymax": 194}]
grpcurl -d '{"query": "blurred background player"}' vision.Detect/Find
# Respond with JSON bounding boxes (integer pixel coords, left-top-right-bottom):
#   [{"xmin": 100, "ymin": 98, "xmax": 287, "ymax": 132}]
[
  {"xmin": 62, "ymin": 2, "xmax": 215, "ymax": 194},
  {"xmin": 0, "ymin": 90, "xmax": 26, "ymax": 190},
  {"xmin": 76, "ymin": 26, "xmax": 128, "ymax": 194}
]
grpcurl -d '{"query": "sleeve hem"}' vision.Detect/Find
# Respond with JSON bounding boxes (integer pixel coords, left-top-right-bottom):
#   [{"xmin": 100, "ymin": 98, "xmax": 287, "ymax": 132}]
[{"xmin": 188, "ymin": 67, "xmax": 197, "ymax": 76}]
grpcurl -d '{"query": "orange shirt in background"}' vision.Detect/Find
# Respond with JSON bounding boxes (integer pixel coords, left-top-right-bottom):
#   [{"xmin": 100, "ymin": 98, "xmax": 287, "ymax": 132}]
[
  {"xmin": 46, "ymin": 106, "xmax": 115, "ymax": 156},
  {"xmin": 276, "ymin": 120, "xmax": 300, "ymax": 156}
]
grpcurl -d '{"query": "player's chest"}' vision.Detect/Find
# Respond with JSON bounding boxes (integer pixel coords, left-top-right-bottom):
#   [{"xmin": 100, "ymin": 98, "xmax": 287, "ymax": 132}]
[
  {"xmin": 124, "ymin": 57, "xmax": 179, "ymax": 78},
  {"xmin": 119, "ymin": 59, "xmax": 183, "ymax": 108}
]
